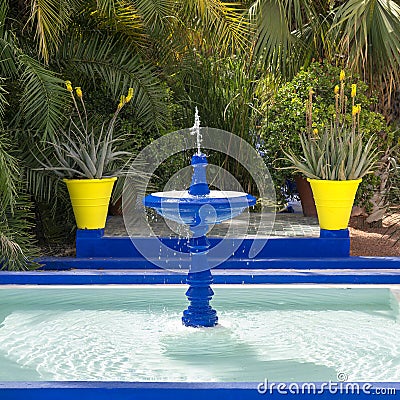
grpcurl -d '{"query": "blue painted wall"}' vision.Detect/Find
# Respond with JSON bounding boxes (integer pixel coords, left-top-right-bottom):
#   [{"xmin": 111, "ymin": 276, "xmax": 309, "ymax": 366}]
[{"xmin": 76, "ymin": 230, "xmax": 350, "ymax": 259}]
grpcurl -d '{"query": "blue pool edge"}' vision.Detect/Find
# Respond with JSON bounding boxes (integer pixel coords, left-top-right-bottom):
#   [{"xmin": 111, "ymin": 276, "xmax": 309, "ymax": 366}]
[{"xmin": 0, "ymin": 381, "xmax": 399, "ymax": 399}]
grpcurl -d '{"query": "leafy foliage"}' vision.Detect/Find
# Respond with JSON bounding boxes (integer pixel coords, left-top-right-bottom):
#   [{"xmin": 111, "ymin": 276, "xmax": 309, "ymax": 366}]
[
  {"xmin": 331, "ymin": 0, "xmax": 400, "ymax": 85},
  {"xmin": 0, "ymin": 195, "xmax": 40, "ymax": 271},
  {"xmin": 261, "ymin": 62, "xmax": 391, "ymax": 201},
  {"xmin": 28, "ymin": 0, "xmax": 82, "ymax": 63},
  {"xmin": 0, "ymin": 134, "xmax": 39, "ymax": 270},
  {"xmin": 0, "ymin": 0, "xmax": 398, "ymax": 265},
  {"xmin": 250, "ymin": 0, "xmax": 320, "ymax": 76},
  {"xmin": 282, "ymin": 68, "xmax": 379, "ymax": 181},
  {"xmin": 251, "ymin": 0, "xmax": 400, "ymax": 100},
  {"xmin": 175, "ymin": 52, "xmax": 271, "ymax": 194},
  {"xmin": 58, "ymin": 32, "xmax": 171, "ymax": 133}
]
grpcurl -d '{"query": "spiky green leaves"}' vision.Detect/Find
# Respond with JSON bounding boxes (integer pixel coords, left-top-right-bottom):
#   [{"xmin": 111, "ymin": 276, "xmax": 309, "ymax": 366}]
[
  {"xmin": 40, "ymin": 124, "xmax": 132, "ymax": 179},
  {"xmin": 283, "ymin": 126, "xmax": 379, "ymax": 180},
  {"xmin": 34, "ymin": 87, "xmax": 134, "ymax": 179}
]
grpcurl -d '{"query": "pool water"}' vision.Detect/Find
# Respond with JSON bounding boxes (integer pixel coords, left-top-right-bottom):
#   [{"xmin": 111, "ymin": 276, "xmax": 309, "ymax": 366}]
[{"xmin": 0, "ymin": 287, "xmax": 399, "ymax": 382}]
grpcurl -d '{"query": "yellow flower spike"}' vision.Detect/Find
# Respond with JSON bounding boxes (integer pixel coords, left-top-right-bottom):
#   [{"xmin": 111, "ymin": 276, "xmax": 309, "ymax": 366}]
[
  {"xmin": 334, "ymin": 85, "xmax": 339, "ymax": 95},
  {"xmin": 75, "ymin": 87, "xmax": 83, "ymax": 98},
  {"xmin": 117, "ymin": 95, "xmax": 126, "ymax": 109},
  {"xmin": 357, "ymin": 104, "xmax": 361, "ymax": 113},
  {"xmin": 351, "ymin": 84, "xmax": 357, "ymax": 98},
  {"xmin": 313, "ymin": 128, "xmax": 319, "ymax": 135},
  {"xmin": 65, "ymin": 81, "xmax": 73, "ymax": 92},
  {"xmin": 340, "ymin": 70, "xmax": 345, "ymax": 81},
  {"xmin": 125, "ymin": 87, "xmax": 134, "ymax": 103},
  {"xmin": 352, "ymin": 105, "xmax": 358, "ymax": 116}
]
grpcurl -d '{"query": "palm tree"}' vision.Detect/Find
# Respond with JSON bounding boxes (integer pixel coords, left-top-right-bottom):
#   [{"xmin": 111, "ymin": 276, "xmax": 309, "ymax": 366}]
[{"xmin": 250, "ymin": 0, "xmax": 400, "ymax": 110}]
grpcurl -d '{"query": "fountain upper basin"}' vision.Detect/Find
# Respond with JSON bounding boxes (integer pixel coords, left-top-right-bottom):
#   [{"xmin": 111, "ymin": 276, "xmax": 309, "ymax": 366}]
[{"xmin": 144, "ymin": 190, "xmax": 256, "ymax": 226}]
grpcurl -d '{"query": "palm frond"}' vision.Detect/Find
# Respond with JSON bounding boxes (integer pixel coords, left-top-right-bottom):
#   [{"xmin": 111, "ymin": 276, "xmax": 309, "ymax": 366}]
[
  {"xmin": 0, "ymin": 133, "xmax": 19, "ymax": 212},
  {"xmin": 28, "ymin": 0, "xmax": 82, "ymax": 63},
  {"xmin": 60, "ymin": 33, "xmax": 170, "ymax": 131},
  {"xmin": 18, "ymin": 55, "xmax": 70, "ymax": 139},
  {"xmin": 0, "ymin": 133, "xmax": 40, "ymax": 271},
  {"xmin": 0, "ymin": 36, "xmax": 19, "ymax": 79},
  {"xmin": 132, "ymin": 0, "xmax": 174, "ymax": 32},
  {"xmin": 0, "ymin": 77, "xmax": 7, "ymax": 123},
  {"xmin": 0, "ymin": 0, "xmax": 7, "ymax": 36},
  {"xmin": 88, "ymin": 0, "xmax": 145, "ymax": 42},
  {"xmin": 0, "ymin": 194, "xmax": 40, "ymax": 271},
  {"xmin": 182, "ymin": 0, "xmax": 250, "ymax": 53},
  {"xmin": 250, "ymin": 0, "xmax": 319, "ymax": 76},
  {"xmin": 331, "ymin": 0, "xmax": 400, "ymax": 84}
]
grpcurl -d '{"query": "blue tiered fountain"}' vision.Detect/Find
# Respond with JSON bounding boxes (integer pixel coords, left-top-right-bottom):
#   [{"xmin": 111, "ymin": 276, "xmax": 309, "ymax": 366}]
[{"xmin": 143, "ymin": 109, "xmax": 256, "ymax": 327}]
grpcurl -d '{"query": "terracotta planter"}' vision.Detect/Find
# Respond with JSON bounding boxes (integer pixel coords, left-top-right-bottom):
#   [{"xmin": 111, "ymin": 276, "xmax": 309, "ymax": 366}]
[{"xmin": 294, "ymin": 175, "xmax": 317, "ymax": 217}]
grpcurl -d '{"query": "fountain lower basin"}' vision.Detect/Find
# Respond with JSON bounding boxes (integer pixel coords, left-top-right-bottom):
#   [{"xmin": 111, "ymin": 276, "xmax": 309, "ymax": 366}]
[{"xmin": 0, "ymin": 286, "xmax": 399, "ymax": 382}]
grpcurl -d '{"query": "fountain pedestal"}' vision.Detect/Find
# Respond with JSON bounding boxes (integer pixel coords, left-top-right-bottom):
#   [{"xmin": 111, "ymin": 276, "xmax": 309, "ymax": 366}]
[
  {"xmin": 182, "ymin": 269, "xmax": 218, "ymax": 327},
  {"xmin": 182, "ymin": 222, "xmax": 218, "ymax": 327}
]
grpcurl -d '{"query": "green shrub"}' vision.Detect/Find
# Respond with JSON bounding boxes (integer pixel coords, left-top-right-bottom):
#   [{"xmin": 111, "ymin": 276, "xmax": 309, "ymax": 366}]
[{"xmin": 261, "ymin": 62, "xmax": 391, "ymax": 206}]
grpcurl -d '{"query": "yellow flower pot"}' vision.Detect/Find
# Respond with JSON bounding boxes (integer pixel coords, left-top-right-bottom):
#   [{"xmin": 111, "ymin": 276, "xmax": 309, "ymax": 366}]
[
  {"xmin": 63, "ymin": 177, "xmax": 117, "ymax": 229},
  {"xmin": 307, "ymin": 179, "xmax": 361, "ymax": 230}
]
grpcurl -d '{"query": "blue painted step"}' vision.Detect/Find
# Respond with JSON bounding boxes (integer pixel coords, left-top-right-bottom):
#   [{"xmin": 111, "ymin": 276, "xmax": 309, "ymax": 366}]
[
  {"xmin": 36, "ymin": 256, "xmax": 400, "ymax": 270},
  {"xmin": 2, "ymin": 267, "xmax": 400, "ymax": 285}
]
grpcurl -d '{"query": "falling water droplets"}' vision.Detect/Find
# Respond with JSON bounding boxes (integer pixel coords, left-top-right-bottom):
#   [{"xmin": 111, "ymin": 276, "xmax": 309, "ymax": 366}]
[{"xmin": 189, "ymin": 107, "xmax": 202, "ymax": 155}]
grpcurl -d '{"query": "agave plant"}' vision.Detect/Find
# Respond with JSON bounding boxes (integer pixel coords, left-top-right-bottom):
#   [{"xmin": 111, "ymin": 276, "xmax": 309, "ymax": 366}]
[
  {"xmin": 283, "ymin": 126, "xmax": 378, "ymax": 180},
  {"xmin": 283, "ymin": 75, "xmax": 379, "ymax": 181},
  {"xmin": 35, "ymin": 84, "xmax": 134, "ymax": 179}
]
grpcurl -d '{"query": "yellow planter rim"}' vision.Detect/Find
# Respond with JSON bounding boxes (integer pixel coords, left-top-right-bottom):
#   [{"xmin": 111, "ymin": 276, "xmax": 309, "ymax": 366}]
[
  {"xmin": 307, "ymin": 178, "xmax": 362, "ymax": 184},
  {"xmin": 63, "ymin": 177, "xmax": 117, "ymax": 184}
]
